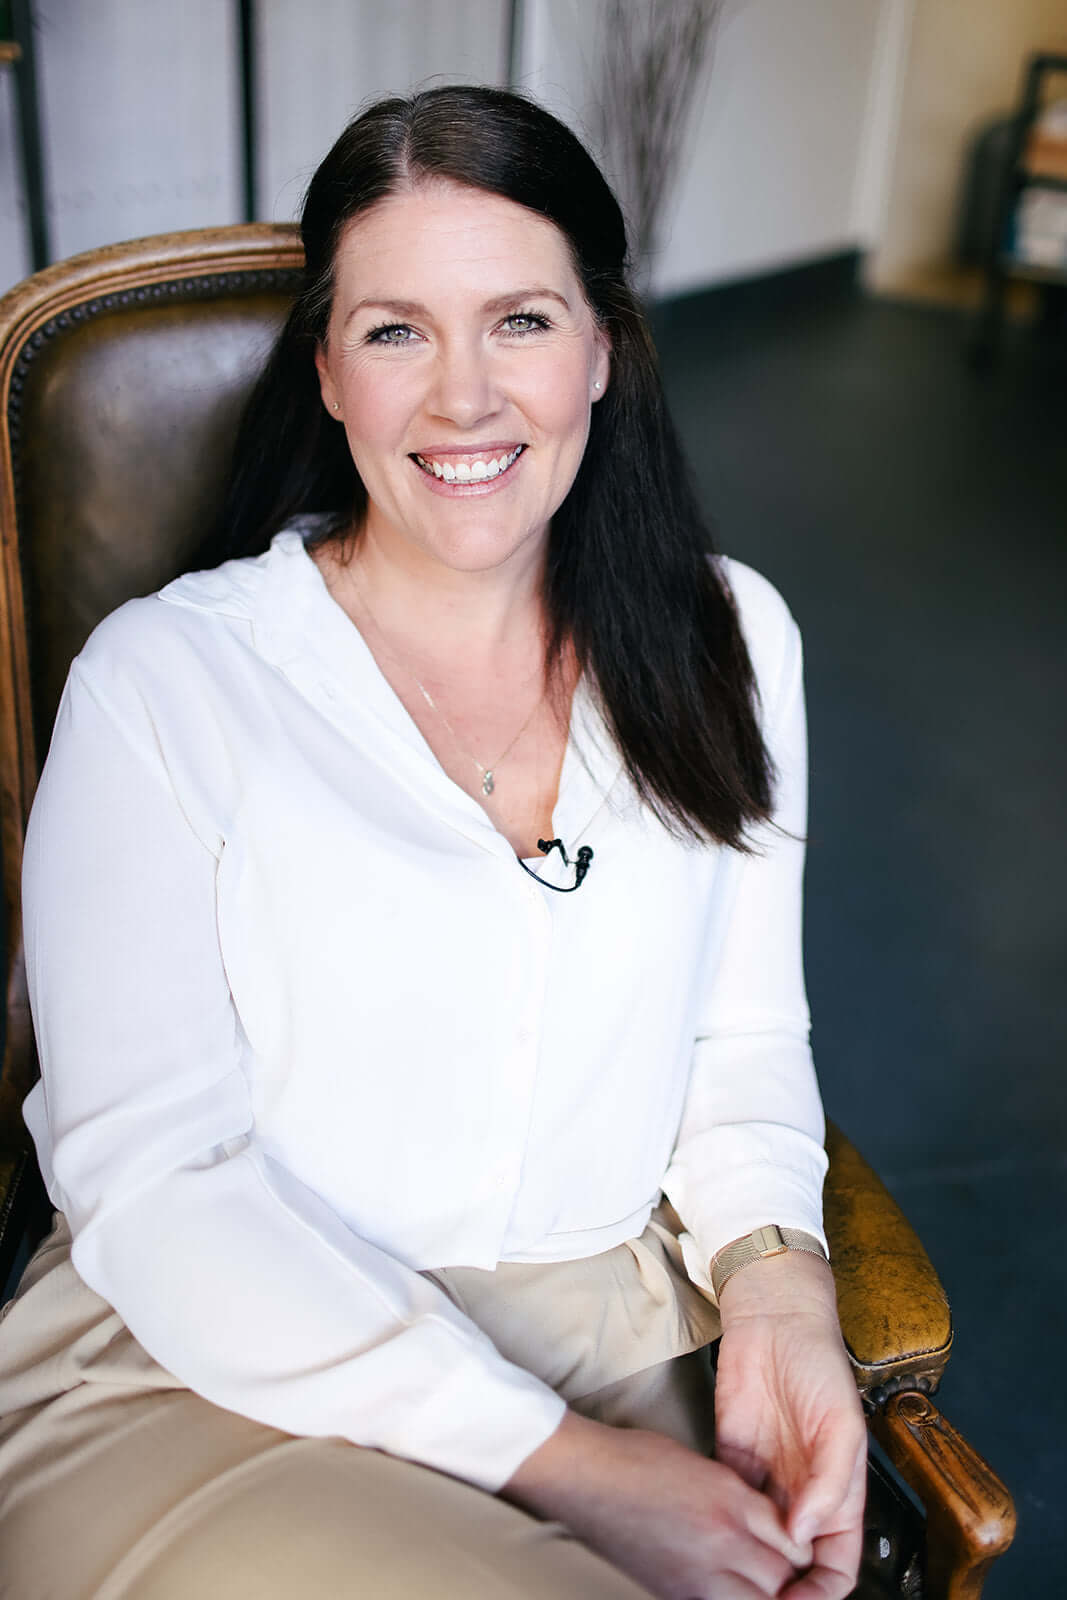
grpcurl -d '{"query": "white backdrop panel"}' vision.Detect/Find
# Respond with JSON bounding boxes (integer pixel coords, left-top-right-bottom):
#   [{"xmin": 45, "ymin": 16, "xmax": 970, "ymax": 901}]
[
  {"xmin": 0, "ymin": 65, "xmax": 31, "ymax": 290},
  {"xmin": 258, "ymin": 0, "xmax": 507, "ymax": 222},
  {"xmin": 2, "ymin": 2, "xmax": 887, "ymax": 305},
  {"xmin": 33, "ymin": 0, "xmax": 241, "ymax": 263}
]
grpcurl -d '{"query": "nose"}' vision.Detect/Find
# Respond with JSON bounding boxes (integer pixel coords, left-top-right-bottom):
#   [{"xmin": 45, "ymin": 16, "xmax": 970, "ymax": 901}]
[{"xmin": 426, "ymin": 337, "xmax": 502, "ymax": 430}]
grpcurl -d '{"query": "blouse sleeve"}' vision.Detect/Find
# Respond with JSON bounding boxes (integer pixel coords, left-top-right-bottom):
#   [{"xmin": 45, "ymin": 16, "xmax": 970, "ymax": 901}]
[
  {"xmin": 22, "ymin": 653, "xmax": 565, "ymax": 1491},
  {"xmin": 661, "ymin": 572, "xmax": 829, "ymax": 1297}
]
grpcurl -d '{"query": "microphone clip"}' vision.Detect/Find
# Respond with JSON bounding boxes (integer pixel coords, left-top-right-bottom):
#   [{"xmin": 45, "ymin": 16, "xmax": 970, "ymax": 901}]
[{"xmin": 518, "ymin": 837, "xmax": 594, "ymax": 893}]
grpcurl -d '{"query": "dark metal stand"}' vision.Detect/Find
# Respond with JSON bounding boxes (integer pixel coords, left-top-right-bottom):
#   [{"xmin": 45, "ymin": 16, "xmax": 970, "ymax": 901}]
[
  {"xmin": 237, "ymin": 0, "xmax": 257, "ymax": 222},
  {"xmin": 8, "ymin": 0, "xmax": 50, "ymax": 271},
  {"xmin": 504, "ymin": 0, "xmax": 523, "ymax": 88}
]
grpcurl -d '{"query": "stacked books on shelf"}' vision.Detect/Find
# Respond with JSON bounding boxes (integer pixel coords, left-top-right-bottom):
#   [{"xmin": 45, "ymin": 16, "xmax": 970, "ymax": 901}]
[
  {"xmin": 1023, "ymin": 97, "xmax": 1067, "ymax": 180},
  {"xmin": 1011, "ymin": 190, "xmax": 1067, "ymax": 269},
  {"xmin": 1010, "ymin": 99, "xmax": 1067, "ymax": 271}
]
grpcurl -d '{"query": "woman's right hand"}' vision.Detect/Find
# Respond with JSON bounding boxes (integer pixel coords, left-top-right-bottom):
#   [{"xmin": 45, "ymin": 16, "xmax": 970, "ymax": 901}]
[{"xmin": 502, "ymin": 1410, "xmax": 812, "ymax": 1599}]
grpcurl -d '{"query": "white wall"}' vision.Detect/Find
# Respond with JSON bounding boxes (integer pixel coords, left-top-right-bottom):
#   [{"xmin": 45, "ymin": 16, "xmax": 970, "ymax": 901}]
[
  {"xmin": 517, "ymin": 0, "xmax": 890, "ymax": 297},
  {"xmin": 0, "ymin": 0, "xmax": 892, "ymax": 301},
  {"xmin": 656, "ymin": 0, "xmax": 884, "ymax": 296}
]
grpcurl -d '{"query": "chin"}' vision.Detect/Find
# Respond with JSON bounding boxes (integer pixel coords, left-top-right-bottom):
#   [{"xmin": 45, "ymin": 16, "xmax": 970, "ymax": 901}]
[
  {"xmin": 436, "ymin": 543, "xmax": 535, "ymax": 576},
  {"xmin": 416, "ymin": 524, "xmax": 548, "ymax": 575}
]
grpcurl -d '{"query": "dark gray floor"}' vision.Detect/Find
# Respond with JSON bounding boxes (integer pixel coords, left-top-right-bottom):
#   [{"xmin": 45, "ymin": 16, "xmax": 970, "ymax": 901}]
[{"xmin": 653, "ymin": 270, "xmax": 1067, "ymax": 1596}]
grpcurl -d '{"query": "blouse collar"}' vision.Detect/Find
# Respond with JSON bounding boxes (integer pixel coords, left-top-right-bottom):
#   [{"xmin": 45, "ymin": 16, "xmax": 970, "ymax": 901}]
[{"xmin": 161, "ymin": 523, "xmax": 627, "ymax": 863}]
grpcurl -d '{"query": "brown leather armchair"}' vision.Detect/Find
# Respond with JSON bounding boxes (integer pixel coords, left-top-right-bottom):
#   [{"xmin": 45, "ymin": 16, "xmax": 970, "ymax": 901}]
[{"xmin": 0, "ymin": 226, "xmax": 1015, "ymax": 1599}]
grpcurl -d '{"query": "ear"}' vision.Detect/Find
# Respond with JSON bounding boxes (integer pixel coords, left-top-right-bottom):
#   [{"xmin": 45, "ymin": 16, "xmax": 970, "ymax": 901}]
[
  {"xmin": 314, "ymin": 342, "xmax": 342, "ymax": 419},
  {"xmin": 591, "ymin": 328, "xmax": 612, "ymax": 401}
]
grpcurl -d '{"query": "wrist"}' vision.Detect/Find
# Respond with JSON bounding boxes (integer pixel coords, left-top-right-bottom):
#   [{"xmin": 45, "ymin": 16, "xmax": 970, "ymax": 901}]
[
  {"xmin": 716, "ymin": 1243, "xmax": 839, "ymax": 1325},
  {"xmin": 500, "ymin": 1409, "xmax": 604, "ymax": 1518},
  {"xmin": 711, "ymin": 1224, "xmax": 826, "ymax": 1301}
]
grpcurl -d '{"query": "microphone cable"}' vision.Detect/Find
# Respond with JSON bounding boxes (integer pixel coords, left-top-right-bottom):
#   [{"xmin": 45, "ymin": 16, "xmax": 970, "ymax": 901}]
[{"xmin": 518, "ymin": 838, "xmax": 594, "ymax": 893}]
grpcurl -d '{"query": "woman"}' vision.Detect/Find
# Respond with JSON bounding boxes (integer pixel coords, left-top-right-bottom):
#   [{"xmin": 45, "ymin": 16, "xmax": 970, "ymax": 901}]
[{"xmin": 0, "ymin": 87, "xmax": 865, "ymax": 1598}]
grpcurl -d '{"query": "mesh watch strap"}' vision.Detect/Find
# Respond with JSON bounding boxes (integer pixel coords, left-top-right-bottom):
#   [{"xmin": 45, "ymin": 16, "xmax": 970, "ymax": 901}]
[{"xmin": 711, "ymin": 1224, "xmax": 827, "ymax": 1300}]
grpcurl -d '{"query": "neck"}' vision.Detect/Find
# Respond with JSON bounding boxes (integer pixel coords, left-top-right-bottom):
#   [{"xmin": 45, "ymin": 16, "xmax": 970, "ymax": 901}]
[{"xmin": 320, "ymin": 523, "xmax": 551, "ymax": 670}]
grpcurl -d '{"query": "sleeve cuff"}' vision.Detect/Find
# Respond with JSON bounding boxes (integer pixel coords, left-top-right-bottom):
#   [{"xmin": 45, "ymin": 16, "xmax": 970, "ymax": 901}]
[
  {"xmin": 664, "ymin": 1129, "xmax": 829, "ymax": 1307},
  {"xmin": 366, "ymin": 1330, "xmax": 568, "ymax": 1492}
]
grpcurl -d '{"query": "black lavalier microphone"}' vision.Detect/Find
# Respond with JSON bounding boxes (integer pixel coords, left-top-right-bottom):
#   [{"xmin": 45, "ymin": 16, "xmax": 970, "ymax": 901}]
[{"xmin": 518, "ymin": 838, "xmax": 594, "ymax": 893}]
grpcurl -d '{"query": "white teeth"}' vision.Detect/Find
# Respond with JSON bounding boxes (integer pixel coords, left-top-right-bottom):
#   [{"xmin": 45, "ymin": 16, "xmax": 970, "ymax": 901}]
[{"xmin": 415, "ymin": 445, "xmax": 523, "ymax": 482}]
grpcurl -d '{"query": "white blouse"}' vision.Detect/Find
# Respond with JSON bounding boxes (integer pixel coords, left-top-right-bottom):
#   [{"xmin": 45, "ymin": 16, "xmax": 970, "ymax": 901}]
[{"xmin": 21, "ymin": 525, "xmax": 827, "ymax": 1491}]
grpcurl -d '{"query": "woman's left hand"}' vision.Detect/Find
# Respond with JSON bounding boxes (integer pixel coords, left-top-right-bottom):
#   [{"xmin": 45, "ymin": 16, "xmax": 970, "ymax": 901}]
[{"xmin": 713, "ymin": 1250, "xmax": 867, "ymax": 1599}]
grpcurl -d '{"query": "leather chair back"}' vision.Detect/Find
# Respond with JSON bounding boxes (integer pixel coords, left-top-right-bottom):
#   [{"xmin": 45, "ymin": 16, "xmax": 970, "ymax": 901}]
[{"xmin": 0, "ymin": 225, "xmax": 303, "ymax": 1264}]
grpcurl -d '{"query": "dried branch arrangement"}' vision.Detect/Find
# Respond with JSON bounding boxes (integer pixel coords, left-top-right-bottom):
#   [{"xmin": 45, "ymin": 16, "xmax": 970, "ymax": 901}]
[{"xmin": 595, "ymin": 0, "xmax": 724, "ymax": 284}]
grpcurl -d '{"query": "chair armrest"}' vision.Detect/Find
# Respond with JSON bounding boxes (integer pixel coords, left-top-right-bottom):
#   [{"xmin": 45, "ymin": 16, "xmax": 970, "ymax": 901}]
[
  {"xmin": 871, "ymin": 1392, "xmax": 1016, "ymax": 1600},
  {"xmin": 824, "ymin": 1120, "xmax": 952, "ymax": 1398},
  {"xmin": 0, "ymin": 936, "xmax": 46, "ymax": 1293}
]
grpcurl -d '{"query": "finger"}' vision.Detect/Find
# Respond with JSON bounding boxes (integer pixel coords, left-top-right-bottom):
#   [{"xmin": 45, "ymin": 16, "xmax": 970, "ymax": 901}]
[
  {"xmin": 697, "ymin": 1572, "xmax": 783, "ymax": 1600},
  {"xmin": 779, "ymin": 1522, "xmax": 864, "ymax": 1600},
  {"xmin": 742, "ymin": 1491, "xmax": 814, "ymax": 1571},
  {"xmin": 780, "ymin": 1572, "xmax": 852, "ymax": 1600},
  {"xmin": 727, "ymin": 1534, "xmax": 803, "ymax": 1598},
  {"xmin": 788, "ymin": 1428, "xmax": 866, "ymax": 1546}
]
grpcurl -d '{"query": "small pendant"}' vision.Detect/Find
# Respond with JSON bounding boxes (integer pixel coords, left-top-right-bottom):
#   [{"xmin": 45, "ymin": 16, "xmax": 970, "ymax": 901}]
[{"xmin": 482, "ymin": 770, "xmax": 495, "ymax": 796}]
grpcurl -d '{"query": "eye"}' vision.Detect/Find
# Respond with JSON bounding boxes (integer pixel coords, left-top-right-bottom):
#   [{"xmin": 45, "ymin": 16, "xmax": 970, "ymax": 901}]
[
  {"xmin": 500, "ymin": 310, "xmax": 552, "ymax": 337},
  {"xmin": 365, "ymin": 323, "xmax": 417, "ymax": 346}
]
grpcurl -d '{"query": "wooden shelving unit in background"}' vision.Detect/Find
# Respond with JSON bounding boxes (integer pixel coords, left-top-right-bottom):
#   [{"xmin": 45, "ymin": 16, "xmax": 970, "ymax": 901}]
[{"xmin": 971, "ymin": 51, "xmax": 1067, "ymax": 365}]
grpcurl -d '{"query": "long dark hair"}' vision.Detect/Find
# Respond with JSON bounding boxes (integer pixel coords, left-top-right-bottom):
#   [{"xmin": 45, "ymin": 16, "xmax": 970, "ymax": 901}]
[{"xmin": 206, "ymin": 85, "xmax": 774, "ymax": 848}]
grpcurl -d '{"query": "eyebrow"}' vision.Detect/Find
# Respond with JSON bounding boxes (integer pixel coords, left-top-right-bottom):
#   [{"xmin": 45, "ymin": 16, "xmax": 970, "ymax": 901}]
[{"xmin": 343, "ymin": 287, "xmax": 572, "ymax": 327}]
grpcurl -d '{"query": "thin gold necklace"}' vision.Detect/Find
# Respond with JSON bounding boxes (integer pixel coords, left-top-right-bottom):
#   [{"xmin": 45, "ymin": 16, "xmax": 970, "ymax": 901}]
[{"xmin": 350, "ymin": 573, "xmax": 544, "ymax": 798}]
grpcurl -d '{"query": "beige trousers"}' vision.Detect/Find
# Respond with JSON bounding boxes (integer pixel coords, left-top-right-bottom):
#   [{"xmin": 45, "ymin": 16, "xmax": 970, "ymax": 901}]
[{"xmin": 0, "ymin": 1211, "xmax": 722, "ymax": 1599}]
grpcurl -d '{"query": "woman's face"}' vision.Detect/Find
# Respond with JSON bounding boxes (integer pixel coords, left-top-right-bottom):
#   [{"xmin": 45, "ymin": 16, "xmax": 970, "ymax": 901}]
[{"xmin": 314, "ymin": 180, "xmax": 611, "ymax": 583}]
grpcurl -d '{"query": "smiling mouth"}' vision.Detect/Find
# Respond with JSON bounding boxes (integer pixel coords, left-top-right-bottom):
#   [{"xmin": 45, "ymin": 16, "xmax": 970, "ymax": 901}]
[{"xmin": 411, "ymin": 444, "xmax": 526, "ymax": 483}]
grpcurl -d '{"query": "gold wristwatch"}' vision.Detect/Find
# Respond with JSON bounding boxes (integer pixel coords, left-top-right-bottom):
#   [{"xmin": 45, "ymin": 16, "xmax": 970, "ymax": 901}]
[{"xmin": 711, "ymin": 1224, "xmax": 827, "ymax": 1300}]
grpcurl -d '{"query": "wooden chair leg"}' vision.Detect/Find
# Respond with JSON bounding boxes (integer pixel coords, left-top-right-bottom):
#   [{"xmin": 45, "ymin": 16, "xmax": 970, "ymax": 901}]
[{"xmin": 869, "ymin": 1392, "xmax": 1016, "ymax": 1600}]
